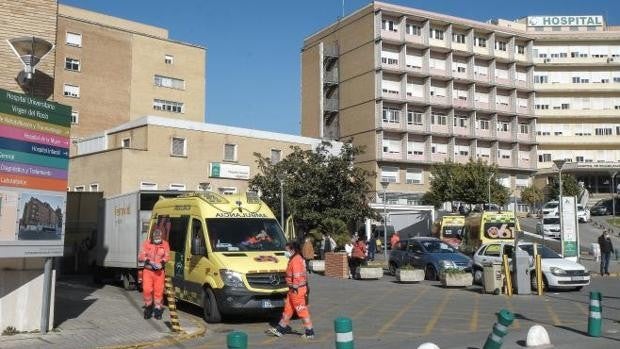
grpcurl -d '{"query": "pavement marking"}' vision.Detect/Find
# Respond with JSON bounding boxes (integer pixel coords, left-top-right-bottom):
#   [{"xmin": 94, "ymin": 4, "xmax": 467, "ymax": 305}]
[
  {"xmin": 577, "ymin": 302, "xmax": 589, "ymax": 316},
  {"xmin": 469, "ymin": 293, "xmax": 481, "ymax": 332},
  {"xmin": 544, "ymin": 301, "xmax": 562, "ymax": 326},
  {"xmin": 423, "ymin": 289, "xmax": 454, "ymax": 335},
  {"xmin": 376, "ymin": 285, "xmax": 430, "ymax": 336},
  {"xmin": 351, "ymin": 287, "xmax": 399, "ymax": 320}
]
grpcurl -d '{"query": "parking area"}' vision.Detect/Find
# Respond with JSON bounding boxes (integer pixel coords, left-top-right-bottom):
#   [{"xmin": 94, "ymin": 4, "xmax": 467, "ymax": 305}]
[{"xmin": 172, "ymin": 272, "xmax": 620, "ymax": 349}]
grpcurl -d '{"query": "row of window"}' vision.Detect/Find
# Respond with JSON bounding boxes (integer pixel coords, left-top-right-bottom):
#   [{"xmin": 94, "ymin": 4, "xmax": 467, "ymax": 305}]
[
  {"xmin": 382, "ymin": 140, "xmax": 525, "ymax": 158},
  {"xmin": 382, "ymin": 109, "xmax": 530, "ymax": 132},
  {"xmin": 537, "ymin": 126, "xmax": 620, "ymax": 137},
  {"xmin": 380, "ymin": 167, "xmax": 424, "ymax": 184},
  {"xmin": 536, "ymin": 52, "xmax": 620, "ymax": 59},
  {"xmin": 534, "ymin": 75, "xmax": 620, "ymax": 84},
  {"xmin": 73, "ymin": 182, "xmax": 239, "ymax": 195}
]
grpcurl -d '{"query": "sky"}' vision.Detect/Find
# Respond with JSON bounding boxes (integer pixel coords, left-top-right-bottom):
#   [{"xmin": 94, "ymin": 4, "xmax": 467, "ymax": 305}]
[{"xmin": 61, "ymin": 0, "xmax": 620, "ymax": 135}]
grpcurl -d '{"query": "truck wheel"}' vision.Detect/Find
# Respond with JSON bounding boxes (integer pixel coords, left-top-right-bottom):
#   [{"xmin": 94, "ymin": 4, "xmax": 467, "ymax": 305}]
[{"xmin": 202, "ymin": 288, "xmax": 222, "ymax": 323}]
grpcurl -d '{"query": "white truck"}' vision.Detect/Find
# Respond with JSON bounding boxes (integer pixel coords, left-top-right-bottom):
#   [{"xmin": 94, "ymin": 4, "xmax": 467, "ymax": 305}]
[{"xmin": 94, "ymin": 191, "xmax": 188, "ymax": 289}]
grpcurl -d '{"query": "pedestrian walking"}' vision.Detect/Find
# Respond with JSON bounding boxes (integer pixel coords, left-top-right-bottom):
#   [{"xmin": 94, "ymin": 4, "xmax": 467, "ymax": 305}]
[
  {"xmin": 598, "ymin": 230, "xmax": 615, "ymax": 276},
  {"xmin": 351, "ymin": 235, "xmax": 367, "ymax": 279},
  {"xmin": 138, "ymin": 229, "xmax": 170, "ymax": 320},
  {"xmin": 301, "ymin": 235, "xmax": 315, "ymax": 273},
  {"xmin": 267, "ymin": 241, "xmax": 315, "ymax": 339},
  {"xmin": 368, "ymin": 233, "xmax": 377, "ymax": 261}
]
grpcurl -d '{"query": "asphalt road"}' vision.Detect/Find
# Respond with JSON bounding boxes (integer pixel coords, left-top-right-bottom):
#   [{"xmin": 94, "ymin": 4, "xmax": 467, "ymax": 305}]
[{"xmin": 166, "ymin": 273, "xmax": 620, "ymax": 349}]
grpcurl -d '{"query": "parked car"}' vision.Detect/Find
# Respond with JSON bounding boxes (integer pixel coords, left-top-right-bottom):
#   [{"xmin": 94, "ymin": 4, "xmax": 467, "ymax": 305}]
[
  {"xmin": 536, "ymin": 217, "xmax": 560, "ymax": 239},
  {"xmin": 473, "ymin": 242, "xmax": 590, "ymax": 290},
  {"xmin": 590, "ymin": 199, "xmax": 620, "ymax": 216},
  {"xmin": 388, "ymin": 237, "xmax": 472, "ymax": 281},
  {"xmin": 577, "ymin": 205, "xmax": 590, "ymax": 223},
  {"xmin": 541, "ymin": 201, "xmax": 559, "ymax": 217}
]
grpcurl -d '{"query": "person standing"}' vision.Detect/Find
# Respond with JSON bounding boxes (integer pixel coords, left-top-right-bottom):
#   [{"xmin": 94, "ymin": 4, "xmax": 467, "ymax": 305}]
[
  {"xmin": 390, "ymin": 232, "xmax": 400, "ymax": 250},
  {"xmin": 368, "ymin": 233, "xmax": 377, "ymax": 261},
  {"xmin": 598, "ymin": 231, "xmax": 615, "ymax": 276},
  {"xmin": 138, "ymin": 229, "xmax": 170, "ymax": 320},
  {"xmin": 344, "ymin": 238, "xmax": 355, "ymax": 279},
  {"xmin": 350, "ymin": 236, "xmax": 367, "ymax": 279},
  {"xmin": 301, "ymin": 236, "xmax": 315, "ymax": 273},
  {"xmin": 267, "ymin": 242, "xmax": 315, "ymax": 339}
]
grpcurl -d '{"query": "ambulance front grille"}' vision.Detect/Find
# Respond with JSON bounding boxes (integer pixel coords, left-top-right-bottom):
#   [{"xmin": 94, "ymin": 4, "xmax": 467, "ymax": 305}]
[{"xmin": 246, "ymin": 272, "xmax": 287, "ymax": 290}]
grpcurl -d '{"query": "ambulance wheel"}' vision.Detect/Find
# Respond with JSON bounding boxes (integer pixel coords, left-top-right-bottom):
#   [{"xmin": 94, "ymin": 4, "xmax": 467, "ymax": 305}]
[{"xmin": 202, "ymin": 287, "xmax": 222, "ymax": 323}]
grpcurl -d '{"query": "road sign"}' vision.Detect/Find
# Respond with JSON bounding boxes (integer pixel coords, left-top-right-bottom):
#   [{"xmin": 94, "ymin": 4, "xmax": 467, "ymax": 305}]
[{"xmin": 561, "ymin": 196, "xmax": 579, "ymax": 259}]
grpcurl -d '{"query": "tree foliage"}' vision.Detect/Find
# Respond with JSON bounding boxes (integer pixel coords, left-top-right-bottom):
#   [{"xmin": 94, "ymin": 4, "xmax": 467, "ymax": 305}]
[
  {"xmin": 317, "ymin": 217, "xmax": 349, "ymax": 248},
  {"xmin": 249, "ymin": 142, "xmax": 376, "ymax": 234},
  {"xmin": 521, "ymin": 185, "xmax": 544, "ymax": 211},
  {"xmin": 547, "ymin": 174, "xmax": 581, "ymax": 199},
  {"xmin": 423, "ymin": 159, "xmax": 511, "ymax": 207}
]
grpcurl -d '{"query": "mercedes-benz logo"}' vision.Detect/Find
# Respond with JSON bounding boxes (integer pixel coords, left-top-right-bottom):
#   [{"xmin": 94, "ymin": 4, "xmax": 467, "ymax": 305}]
[{"xmin": 269, "ymin": 274, "xmax": 281, "ymax": 286}]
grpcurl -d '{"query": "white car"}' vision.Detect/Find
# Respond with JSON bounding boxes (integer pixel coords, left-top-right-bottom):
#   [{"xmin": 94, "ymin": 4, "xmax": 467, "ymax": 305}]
[
  {"xmin": 536, "ymin": 217, "xmax": 560, "ymax": 239},
  {"xmin": 577, "ymin": 205, "xmax": 590, "ymax": 223},
  {"xmin": 541, "ymin": 201, "xmax": 559, "ymax": 217},
  {"xmin": 473, "ymin": 242, "xmax": 590, "ymax": 290}
]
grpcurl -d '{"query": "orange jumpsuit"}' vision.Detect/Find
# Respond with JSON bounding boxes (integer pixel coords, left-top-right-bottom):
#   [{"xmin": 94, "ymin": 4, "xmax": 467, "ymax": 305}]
[
  {"xmin": 138, "ymin": 240, "xmax": 170, "ymax": 308},
  {"xmin": 278, "ymin": 253, "xmax": 313, "ymax": 330}
]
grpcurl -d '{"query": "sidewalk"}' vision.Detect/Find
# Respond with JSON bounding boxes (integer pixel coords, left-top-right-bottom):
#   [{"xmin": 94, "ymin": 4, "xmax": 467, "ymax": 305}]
[{"xmin": 0, "ymin": 276, "xmax": 205, "ymax": 349}]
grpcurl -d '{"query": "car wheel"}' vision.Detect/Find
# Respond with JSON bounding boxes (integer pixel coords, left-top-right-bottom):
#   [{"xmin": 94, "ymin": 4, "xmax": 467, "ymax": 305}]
[
  {"xmin": 388, "ymin": 262, "xmax": 397, "ymax": 276},
  {"xmin": 530, "ymin": 273, "xmax": 548, "ymax": 291},
  {"xmin": 202, "ymin": 287, "xmax": 222, "ymax": 323},
  {"xmin": 473, "ymin": 268, "xmax": 483, "ymax": 285},
  {"xmin": 425, "ymin": 265, "xmax": 438, "ymax": 281}
]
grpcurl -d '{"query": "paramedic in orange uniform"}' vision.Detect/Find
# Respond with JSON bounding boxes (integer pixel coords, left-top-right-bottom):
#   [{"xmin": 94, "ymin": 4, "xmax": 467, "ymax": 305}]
[
  {"xmin": 138, "ymin": 229, "xmax": 170, "ymax": 320},
  {"xmin": 267, "ymin": 241, "xmax": 315, "ymax": 339}
]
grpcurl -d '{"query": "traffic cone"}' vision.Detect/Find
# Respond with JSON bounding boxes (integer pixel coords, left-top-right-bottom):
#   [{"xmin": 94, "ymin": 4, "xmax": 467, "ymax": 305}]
[
  {"xmin": 483, "ymin": 309, "xmax": 514, "ymax": 349},
  {"xmin": 587, "ymin": 291, "xmax": 602, "ymax": 337},
  {"xmin": 334, "ymin": 317, "xmax": 354, "ymax": 349},
  {"xmin": 227, "ymin": 331, "xmax": 248, "ymax": 349}
]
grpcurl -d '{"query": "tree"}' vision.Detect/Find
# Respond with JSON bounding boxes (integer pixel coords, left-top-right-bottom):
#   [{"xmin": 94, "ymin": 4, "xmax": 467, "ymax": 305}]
[
  {"xmin": 521, "ymin": 185, "xmax": 544, "ymax": 212},
  {"xmin": 423, "ymin": 159, "xmax": 510, "ymax": 207},
  {"xmin": 317, "ymin": 217, "xmax": 349, "ymax": 248},
  {"xmin": 547, "ymin": 174, "xmax": 581, "ymax": 200},
  {"xmin": 249, "ymin": 142, "xmax": 377, "ymax": 234}
]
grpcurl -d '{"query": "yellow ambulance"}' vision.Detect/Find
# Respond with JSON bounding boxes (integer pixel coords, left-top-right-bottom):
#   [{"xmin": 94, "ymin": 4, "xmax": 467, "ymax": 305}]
[
  {"xmin": 432, "ymin": 215, "xmax": 465, "ymax": 248},
  {"xmin": 461, "ymin": 211, "xmax": 519, "ymax": 254},
  {"xmin": 149, "ymin": 191, "xmax": 289, "ymax": 323}
]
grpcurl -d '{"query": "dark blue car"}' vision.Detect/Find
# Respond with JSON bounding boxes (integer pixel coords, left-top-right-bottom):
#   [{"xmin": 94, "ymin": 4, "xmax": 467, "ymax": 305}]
[{"xmin": 388, "ymin": 237, "xmax": 473, "ymax": 280}]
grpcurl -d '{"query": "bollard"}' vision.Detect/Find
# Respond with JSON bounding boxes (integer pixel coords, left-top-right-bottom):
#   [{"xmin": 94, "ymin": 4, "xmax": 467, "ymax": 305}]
[
  {"xmin": 535, "ymin": 254, "xmax": 543, "ymax": 296},
  {"xmin": 483, "ymin": 309, "xmax": 514, "ymax": 349},
  {"xmin": 227, "ymin": 331, "xmax": 248, "ymax": 349},
  {"xmin": 334, "ymin": 317, "xmax": 354, "ymax": 349},
  {"xmin": 587, "ymin": 291, "xmax": 603, "ymax": 337}
]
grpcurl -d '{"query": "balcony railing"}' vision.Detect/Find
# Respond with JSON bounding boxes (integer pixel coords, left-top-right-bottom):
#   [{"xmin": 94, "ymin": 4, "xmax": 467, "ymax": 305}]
[
  {"xmin": 453, "ymin": 126, "xmax": 470, "ymax": 137},
  {"xmin": 453, "ymin": 98, "xmax": 471, "ymax": 109},
  {"xmin": 497, "ymin": 130, "xmax": 512, "ymax": 141},
  {"xmin": 381, "ymin": 29, "xmax": 401, "ymax": 42},
  {"xmin": 407, "ymin": 153, "xmax": 426, "ymax": 161}
]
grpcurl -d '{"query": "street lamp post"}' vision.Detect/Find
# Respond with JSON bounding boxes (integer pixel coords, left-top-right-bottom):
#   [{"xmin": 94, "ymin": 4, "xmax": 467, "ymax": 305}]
[
  {"xmin": 278, "ymin": 177, "xmax": 285, "ymax": 228},
  {"xmin": 381, "ymin": 181, "xmax": 390, "ymax": 262},
  {"xmin": 611, "ymin": 171, "xmax": 618, "ymax": 218},
  {"xmin": 553, "ymin": 159, "xmax": 567, "ymax": 256},
  {"xmin": 488, "ymin": 173, "xmax": 495, "ymax": 209}
]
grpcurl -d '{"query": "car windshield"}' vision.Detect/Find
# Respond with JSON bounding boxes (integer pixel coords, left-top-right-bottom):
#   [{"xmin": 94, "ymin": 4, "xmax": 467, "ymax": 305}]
[
  {"xmin": 544, "ymin": 203, "xmax": 558, "ymax": 209},
  {"xmin": 519, "ymin": 245, "xmax": 561, "ymax": 259},
  {"xmin": 421, "ymin": 240, "xmax": 456, "ymax": 253},
  {"xmin": 206, "ymin": 218, "xmax": 287, "ymax": 252},
  {"xmin": 542, "ymin": 218, "xmax": 560, "ymax": 224},
  {"xmin": 442, "ymin": 225, "xmax": 463, "ymax": 238}
]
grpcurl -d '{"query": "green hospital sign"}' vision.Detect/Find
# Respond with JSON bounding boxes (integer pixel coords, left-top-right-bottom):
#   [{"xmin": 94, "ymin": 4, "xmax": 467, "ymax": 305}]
[{"xmin": 527, "ymin": 16, "xmax": 604, "ymax": 27}]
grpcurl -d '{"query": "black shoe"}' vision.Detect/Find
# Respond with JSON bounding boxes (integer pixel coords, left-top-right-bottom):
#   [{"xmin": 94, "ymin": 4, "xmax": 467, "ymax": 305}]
[
  {"xmin": 302, "ymin": 328, "xmax": 315, "ymax": 339},
  {"xmin": 144, "ymin": 304, "xmax": 153, "ymax": 319},
  {"xmin": 153, "ymin": 307, "xmax": 163, "ymax": 320}
]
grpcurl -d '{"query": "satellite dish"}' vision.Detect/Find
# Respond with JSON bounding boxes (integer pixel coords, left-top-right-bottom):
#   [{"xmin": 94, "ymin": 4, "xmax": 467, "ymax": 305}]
[{"xmin": 6, "ymin": 36, "xmax": 54, "ymax": 85}]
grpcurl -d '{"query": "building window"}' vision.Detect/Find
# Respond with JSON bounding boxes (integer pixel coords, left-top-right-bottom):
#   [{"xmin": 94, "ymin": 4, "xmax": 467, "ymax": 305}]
[
  {"xmin": 164, "ymin": 54, "xmax": 174, "ymax": 64},
  {"xmin": 516, "ymin": 45, "xmax": 525, "ymax": 55},
  {"xmin": 497, "ymin": 122, "xmax": 509, "ymax": 132},
  {"xmin": 66, "ymin": 32, "xmax": 82, "ymax": 47},
  {"xmin": 63, "ymin": 84, "xmax": 80, "ymax": 98},
  {"xmin": 271, "ymin": 149, "xmax": 282, "ymax": 164},
  {"xmin": 74, "ymin": 185, "xmax": 85, "ymax": 192},
  {"xmin": 519, "ymin": 124, "xmax": 529, "ymax": 134},
  {"xmin": 219, "ymin": 187, "xmax": 238, "ymax": 196},
  {"xmin": 89, "ymin": 183, "xmax": 99, "ymax": 192},
  {"xmin": 431, "ymin": 113, "xmax": 447, "ymax": 125},
  {"xmin": 475, "ymin": 37, "xmax": 487, "ymax": 48},
  {"xmin": 430, "ymin": 28, "xmax": 444, "ymax": 40},
  {"xmin": 154, "ymin": 75, "xmax": 185, "ymax": 90},
  {"xmin": 382, "ymin": 19, "xmax": 397, "ymax": 32},
  {"xmin": 170, "ymin": 137, "xmax": 187, "ymax": 156},
  {"xmin": 406, "ymin": 24, "xmax": 420, "ymax": 36},
  {"xmin": 495, "ymin": 41, "xmax": 507, "ymax": 51},
  {"xmin": 595, "ymin": 128, "xmax": 613, "ymax": 136},
  {"xmin": 153, "ymin": 99, "xmax": 184, "ymax": 113},
  {"xmin": 71, "ymin": 111, "xmax": 79, "ymax": 125},
  {"xmin": 380, "ymin": 166, "xmax": 399, "ymax": 183},
  {"xmin": 140, "ymin": 182, "xmax": 158, "ymax": 190},
  {"xmin": 407, "ymin": 111, "xmax": 423, "ymax": 126},
  {"xmin": 479, "ymin": 120, "xmax": 490, "ymax": 130},
  {"xmin": 65, "ymin": 57, "xmax": 80, "ymax": 71},
  {"xmin": 534, "ymin": 75, "xmax": 548, "ymax": 84},
  {"xmin": 121, "ymin": 138, "xmax": 131, "ymax": 148},
  {"xmin": 452, "ymin": 33, "xmax": 466, "ymax": 44},
  {"xmin": 382, "ymin": 108, "xmax": 400, "ymax": 123},
  {"xmin": 454, "ymin": 116, "xmax": 468, "ymax": 128},
  {"xmin": 576, "ymin": 156, "xmax": 584, "ymax": 162},
  {"xmin": 535, "ymin": 104, "xmax": 549, "ymax": 110},
  {"xmin": 224, "ymin": 143, "xmax": 237, "ymax": 161},
  {"xmin": 169, "ymin": 183, "xmax": 186, "ymax": 191},
  {"xmin": 538, "ymin": 154, "xmax": 551, "ymax": 162},
  {"xmin": 406, "ymin": 168, "xmax": 423, "ymax": 184}
]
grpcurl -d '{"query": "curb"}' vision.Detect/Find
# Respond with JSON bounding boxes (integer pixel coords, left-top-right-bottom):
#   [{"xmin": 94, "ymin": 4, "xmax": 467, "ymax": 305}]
[
  {"xmin": 100, "ymin": 315, "xmax": 207, "ymax": 349},
  {"xmin": 591, "ymin": 272, "xmax": 620, "ymax": 278}
]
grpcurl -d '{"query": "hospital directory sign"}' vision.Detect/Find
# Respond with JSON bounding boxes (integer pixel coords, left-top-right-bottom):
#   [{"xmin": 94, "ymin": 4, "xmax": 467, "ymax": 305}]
[{"xmin": 0, "ymin": 88, "xmax": 71, "ymax": 257}]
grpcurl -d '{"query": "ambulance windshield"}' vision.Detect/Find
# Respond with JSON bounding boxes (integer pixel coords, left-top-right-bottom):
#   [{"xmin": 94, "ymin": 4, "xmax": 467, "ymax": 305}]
[{"xmin": 206, "ymin": 218, "xmax": 287, "ymax": 252}]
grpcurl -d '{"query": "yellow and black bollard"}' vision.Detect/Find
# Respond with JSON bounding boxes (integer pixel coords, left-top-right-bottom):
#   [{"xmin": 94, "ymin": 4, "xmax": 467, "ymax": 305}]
[
  {"xmin": 502, "ymin": 254, "xmax": 513, "ymax": 297},
  {"xmin": 165, "ymin": 276, "xmax": 181, "ymax": 332},
  {"xmin": 535, "ymin": 254, "xmax": 543, "ymax": 296}
]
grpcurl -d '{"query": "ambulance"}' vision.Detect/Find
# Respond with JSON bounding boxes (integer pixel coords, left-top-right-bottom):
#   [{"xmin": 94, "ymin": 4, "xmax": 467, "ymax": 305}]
[
  {"xmin": 149, "ymin": 191, "xmax": 289, "ymax": 323},
  {"xmin": 432, "ymin": 215, "xmax": 465, "ymax": 248},
  {"xmin": 460, "ymin": 211, "xmax": 520, "ymax": 255}
]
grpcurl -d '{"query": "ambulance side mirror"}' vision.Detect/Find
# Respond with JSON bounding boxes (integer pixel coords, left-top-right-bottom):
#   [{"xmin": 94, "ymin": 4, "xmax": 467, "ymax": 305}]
[{"xmin": 191, "ymin": 236, "xmax": 207, "ymax": 256}]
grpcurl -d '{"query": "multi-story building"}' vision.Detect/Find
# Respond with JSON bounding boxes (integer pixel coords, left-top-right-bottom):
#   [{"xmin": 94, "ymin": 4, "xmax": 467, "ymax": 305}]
[
  {"xmin": 520, "ymin": 15, "xmax": 620, "ymax": 195},
  {"xmin": 70, "ymin": 116, "xmax": 339, "ymax": 197},
  {"xmin": 54, "ymin": 4, "xmax": 206, "ymax": 140},
  {"xmin": 302, "ymin": 2, "xmax": 537, "ymax": 204}
]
